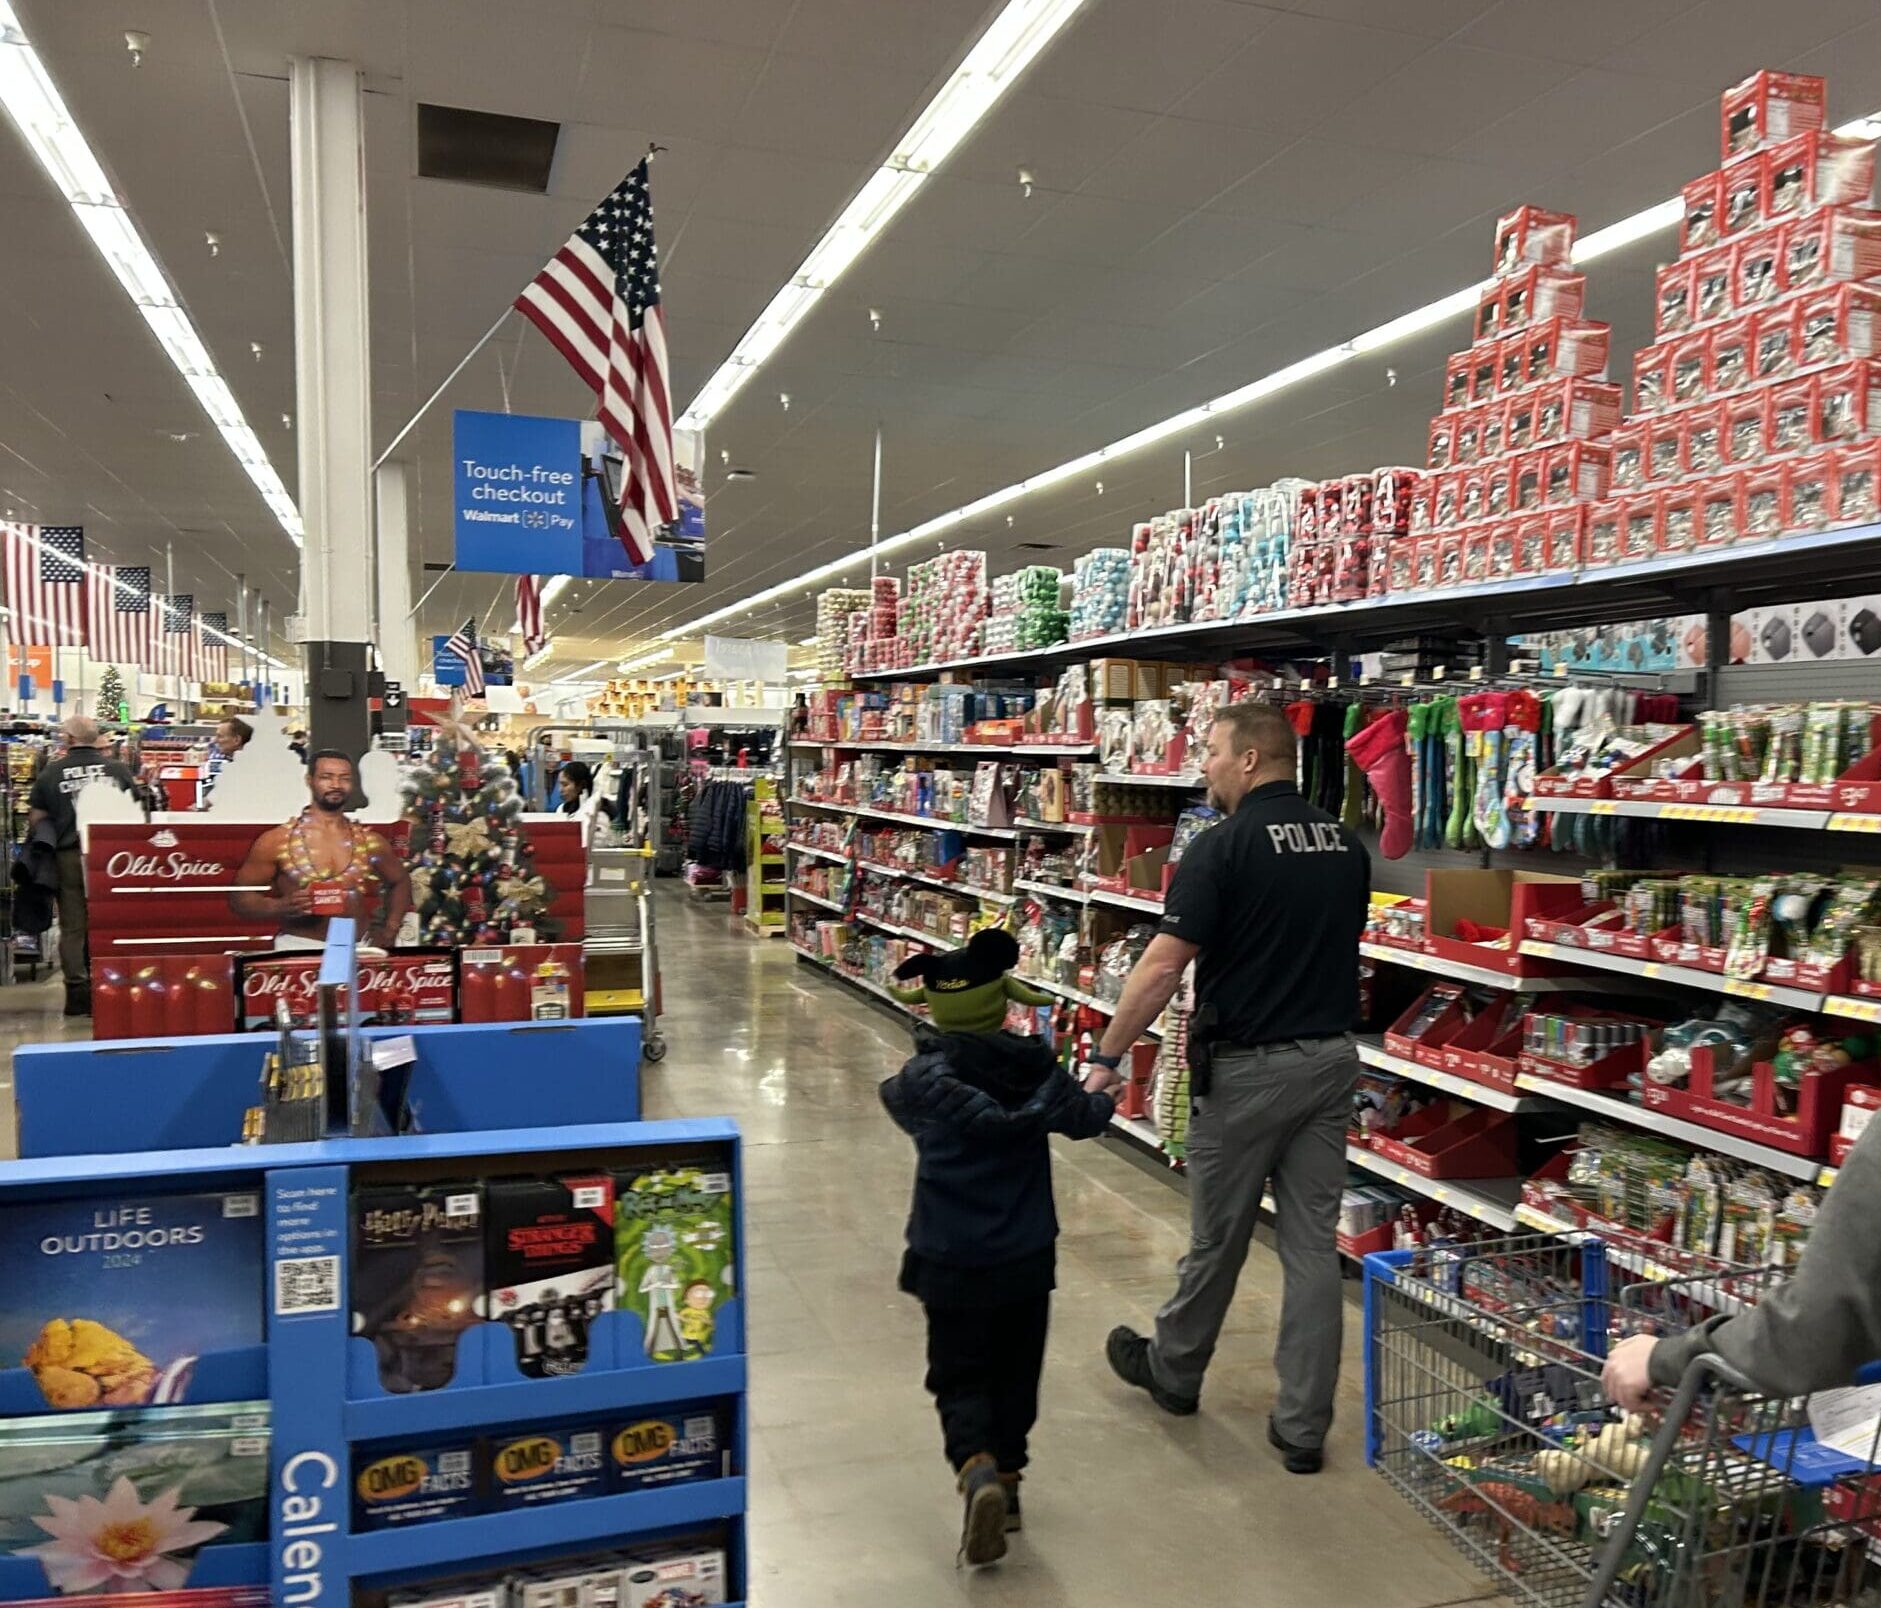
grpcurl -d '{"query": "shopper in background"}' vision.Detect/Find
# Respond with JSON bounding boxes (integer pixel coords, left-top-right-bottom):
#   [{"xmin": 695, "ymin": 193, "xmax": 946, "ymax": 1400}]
[
  {"xmin": 27, "ymin": 715, "xmax": 140, "ymax": 1016},
  {"xmin": 555, "ymin": 759, "xmax": 616, "ymax": 833},
  {"xmin": 1604, "ymin": 1114, "xmax": 1881, "ymax": 1411},
  {"xmin": 200, "ymin": 716, "xmax": 252, "ymax": 807},
  {"xmin": 879, "ymin": 929, "xmax": 1114, "ymax": 1567},
  {"xmin": 1091, "ymin": 700, "xmax": 1370, "ymax": 1472}
]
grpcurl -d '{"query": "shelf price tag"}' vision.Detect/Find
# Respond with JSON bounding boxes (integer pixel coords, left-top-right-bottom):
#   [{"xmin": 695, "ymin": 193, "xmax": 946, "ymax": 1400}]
[
  {"xmin": 1725, "ymin": 980, "xmax": 1773, "ymax": 1002},
  {"xmin": 1829, "ymin": 813, "xmax": 1881, "ymax": 834},
  {"xmin": 1589, "ymin": 800, "xmax": 1619, "ymax": 816}
]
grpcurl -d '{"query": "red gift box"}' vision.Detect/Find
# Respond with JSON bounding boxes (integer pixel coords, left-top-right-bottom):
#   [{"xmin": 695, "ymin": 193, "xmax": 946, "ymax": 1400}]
[
  {"xmin": 1831, "ymin": 439, "xmax": 1881, "ymax": 525},
  {"xmin": 1491, "ymin": 336, "xmax": 1522, "ymax": 397},
  {"xmin": 1505, "ymin": 390, "xmax": 1539, "ymax": 454},
  {"xmin": 1582, "ymin": 499, "xmax": 1622, "ymax": 566},
  {"xmin": 1691, "ymin": 243, "xmax": 1736, "ymax": 326},
  {"xmin": 1634, "ymin": 342, "xmax": 1673, "ymax": 414},
  {"xmin": 1513, "ymin": 513, "xmax": 1547, "ymax": 574},
  {"xmin": 1657, "ymin": 258, "xmax": 1695, "ymax": 337},
  {"xmin": 1474, "ymin": 281, "xmax": 1503, "ymax": 344},
  {"xmin": 1408, "ymin": 477, "xmax": 1433, "ymax": 535},
  {"xmin": 1709, "ymin": 311, "xmax": 1755, "ymax": 393},
  {"xmin": 1411, "ymin": 535, "xmax": 1439, "ymax": 590},
  {"xmin": 1819, "ymin": 206, "xmax": 1881, "ymax": 282},
  {"xmin": 1766, "ymin": 132, "xmax": 1878, "ymax": 218},
  {"xmin": 1721, "ymin": 153, "xmax": 1767, "ymax": 238},
  {"xmin": 1428, "ymin": 411, "xmax": 1459, "ymax": 472},
  {"xmin": 1485, "ymin": 459, "xmax": 1513, "ymax": 520},
  {"xmin": 1646, "ymin": 413, "xmax": 1686, "ymax": 483},
  {"xmin": 1526, "ymin": 316, "xmax": 1611, "ymax": 386},
  {"xmin": 1550, "ymin": 376, "xmax": 1622, "ymax": 440},
  {"xmin": 1461, "ymin": 527, "xmax": 1493, "ymax": 585},
  {"xmin": 1454, "ymin": 407, "xmax": 1484, "ymax": 466},
  {"xmin": 1724, "ymin": 390, "xmax": 1769, "ymax": 462},
  {"xmin": 1733, "ymin": 226, "xmax": 1784, "ymax": 309},
  {"xmin": 1481, "ymin": 397, "xmax": 1507, "ymax": 460},
  {"xmin": 1435, "ymin": 531, "xmax": 1465, "ymax": 588},
  {"xmin": 1609, "ymin": 421, "xmax": 1647, "ymax": 492},
  {"xmin": 1511, "ymin": 448, "xmax": 1546, "ymax": 512},
  {"xmin": 1430, "ymin": 472, "xmax": 1459, "ymax": 529},
  {"xmin": 1682, "ymin": 170, "xmax": 1724, "ymax": 254},
  {"xmin": 1502, "ymin": 264, "xmax": 1585, "ymax": 331},
  {"xmin": 1721, "ymin": 70, "xmax": 1826, "ymax": 160},
  {"xmin": 1494, "ymin": 204, "xmax": 1576, "ymax": 275},
  {"xmin": 1444, "ymin": 350, "xmax": 1474, "ymax": 410},
  {"xmin": 1658, "ymin": 483, "xmax": 1700, "ymax": 553},
  {"xmin": 1683, "ymin": 402, "xmax": 1726, "ymax": 475},
  {"xmin": 1784, "ymin": 451, "xmax": 1836, "ymax": 531},
  {"xmin": 1741, "ymin": 462, "xmax": 1787, "ymax": 539},
  {"xmin": 1766, "ymin": 372, "xmax": 1822, "ymax": 455},
  {"xmin": 1620, "ymin": 489, "xmax": 1661, "ymax": 562},
  {"xmin": 1818, "ymin": 357, "xmax": 1881, "ymax": 443},
  {"xmin": 1458, "ymin": 466, "xmax": 1487, "ymax": 523},
  {"xmin": 1698, "ymin": 473, "xmax": 1743, "ymax": 546},
  {"xmin": 1752, "ymin": 299, "xmax": 1801, "ymax": 381},
  {"xmin": 1800, "ymin": 284, "xmax": 1881, "ymax": 367},
  {"xmin": 1670, "ymin": 330, "xmax": 1712, "ymax": 407},
  {"xmin": 1544, "ymin": 505, "xmax": 1585, "ymax": 571},
  {"xmin": 1489, "ymin": 521, "xmax": 1519, "ymax": 579},
  {"xmin": 1546, "ymin": 439, "xmax": 1610, "ymax": 504}
]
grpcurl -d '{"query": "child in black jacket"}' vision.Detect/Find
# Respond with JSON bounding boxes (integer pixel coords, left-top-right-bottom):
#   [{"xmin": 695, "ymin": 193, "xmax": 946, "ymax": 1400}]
[{"xmin": 879, "ymin": 928, "xmax": 1115, "ymax": 1567}]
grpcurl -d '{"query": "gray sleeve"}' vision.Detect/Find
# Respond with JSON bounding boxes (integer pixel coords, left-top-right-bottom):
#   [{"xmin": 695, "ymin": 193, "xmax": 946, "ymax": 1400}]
[{"xmin": 1649, "ymin": 1116, "xmax": 1881, "ymax": 1396}]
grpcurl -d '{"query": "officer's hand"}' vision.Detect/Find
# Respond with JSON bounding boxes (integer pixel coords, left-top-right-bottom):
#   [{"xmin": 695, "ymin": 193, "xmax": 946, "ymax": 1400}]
[{"xmin": 1082, "ymin": 1062, "xmax": 1124, "ymax": 1095}]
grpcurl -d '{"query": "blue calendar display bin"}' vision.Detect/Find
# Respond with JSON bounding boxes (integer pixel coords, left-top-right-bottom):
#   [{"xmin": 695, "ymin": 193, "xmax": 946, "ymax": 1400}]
[{"xmin": 0, "ymin": 1119, "xmax": 744, "ymax": 1607}]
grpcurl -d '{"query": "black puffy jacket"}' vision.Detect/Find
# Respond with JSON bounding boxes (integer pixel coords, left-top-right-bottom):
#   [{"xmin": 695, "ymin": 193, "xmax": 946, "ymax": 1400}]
[{"xmin": 880, "ymin": 1028, "xmax": 1113, "ymax": 1275}]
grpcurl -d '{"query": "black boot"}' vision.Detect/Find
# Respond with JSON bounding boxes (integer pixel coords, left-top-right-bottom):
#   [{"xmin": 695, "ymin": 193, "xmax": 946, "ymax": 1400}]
[
  {"xmin": 1105, "ymin": 1326, "xmax": 1198, "ymax": 1416},
  {"xmin": 63, "ymin": 981, "xmax": 91, "ymax": 1018},
  {"xmin": 1268, "ymin": 1416, "xmax": 1324, "ymax": 1474}
]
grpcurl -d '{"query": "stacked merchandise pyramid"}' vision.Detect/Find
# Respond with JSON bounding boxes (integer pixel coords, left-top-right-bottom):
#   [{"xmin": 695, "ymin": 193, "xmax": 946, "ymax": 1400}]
[
  {"xmin": 1606, "ymin": 69, "xmax": 1881, "ymax": 557},
  {"xmin": 1407, "ymin": 204, "xmax": 1621, "ymax": 591}
]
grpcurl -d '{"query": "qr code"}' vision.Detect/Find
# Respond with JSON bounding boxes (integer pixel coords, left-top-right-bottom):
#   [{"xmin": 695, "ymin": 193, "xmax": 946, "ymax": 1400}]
[{"xmin": 275, "ymin": 1255, "xmax": 341, "ymax": 1315}]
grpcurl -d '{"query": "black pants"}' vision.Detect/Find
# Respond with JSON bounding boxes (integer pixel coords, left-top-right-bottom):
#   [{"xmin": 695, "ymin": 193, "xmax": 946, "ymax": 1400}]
[{"xmin": 922, "ymin": 1294, "xmax": 1050, "ymax": 1474}]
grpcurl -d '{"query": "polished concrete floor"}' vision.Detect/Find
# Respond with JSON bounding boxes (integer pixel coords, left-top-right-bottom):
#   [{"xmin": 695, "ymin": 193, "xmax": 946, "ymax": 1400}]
[{"xmin": 0, "ymin": 900, "xmax": 1499, "ymax": 1605}]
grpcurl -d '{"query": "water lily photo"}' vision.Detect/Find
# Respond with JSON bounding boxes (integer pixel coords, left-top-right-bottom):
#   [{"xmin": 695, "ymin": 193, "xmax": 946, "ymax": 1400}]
[{"xmin": 22, "ymin": 1477, "xmax": 226, "ymax": 1594}]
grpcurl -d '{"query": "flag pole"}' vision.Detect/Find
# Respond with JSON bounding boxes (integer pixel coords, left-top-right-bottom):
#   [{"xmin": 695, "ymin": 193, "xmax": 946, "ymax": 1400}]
[{"xmin": 372, "ymin": 307, "xmax": 515, "ymax": 472}]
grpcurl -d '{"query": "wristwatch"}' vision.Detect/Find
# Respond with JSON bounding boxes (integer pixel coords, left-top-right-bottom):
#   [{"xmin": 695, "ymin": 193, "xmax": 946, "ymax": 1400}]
[{"xmin": 1089, "ymin": 1050, "xmax": 1123, "ymax": 1070}]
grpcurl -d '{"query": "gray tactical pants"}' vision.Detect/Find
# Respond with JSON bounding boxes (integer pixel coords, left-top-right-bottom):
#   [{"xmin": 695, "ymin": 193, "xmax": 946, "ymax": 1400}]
[{"xmin": 1150, "ymin": 1033, "xmax": 1360, "ymax": 1448}]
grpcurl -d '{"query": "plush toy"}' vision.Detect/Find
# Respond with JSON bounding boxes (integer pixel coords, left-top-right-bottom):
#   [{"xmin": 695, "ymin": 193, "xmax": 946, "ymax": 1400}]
[{"xmin": 888, "ymin": 928, "xmax": 1053, "ymax": 1033}]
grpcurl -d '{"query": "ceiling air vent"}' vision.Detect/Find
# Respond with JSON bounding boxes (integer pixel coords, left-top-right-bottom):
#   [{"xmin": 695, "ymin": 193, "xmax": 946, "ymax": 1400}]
[{"xmin": 417, "ymin": 103, "xmax": 560, "ymax": 193}]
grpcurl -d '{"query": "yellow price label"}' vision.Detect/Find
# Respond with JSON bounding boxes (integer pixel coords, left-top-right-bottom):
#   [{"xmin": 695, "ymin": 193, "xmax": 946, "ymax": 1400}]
[
  {"xmin": 1433, "ymin": 1186, "xmax": 1451, "ymax": 1201},
  {"xmin": 1433, "ymin": 664, "xmax": 1448, "ymax": 680},
  {"xmin": 1828, "ymin": 997, "xmax": 1881, "ymax": 1024},
  {"xmin": 1725, "ymin": 980, "xmax": 1772, "ymax": 1001},
  {"xmin": 1400, "ymin": 672, "xmax": 1416, "ymax": 687},
  {"xmin": 1641, "ymin": 962, "xmax": 1664, "ymax": 978},
  {"xmin": 1820, "ymin": 1166, "xmax": 1840, "ymax": 1188},
  {"xmin": 1468, "ymin": 666, "xmax": 1484, "ymax": 682},
  {"xmin": 1589, "ymin": 800, "xmax": 1619, "ymax": 816},
  {"xmin": 1555, "ymin": 661, "xmax": 1570, "ymax": 677},
  {"xmin": 1829, "ymin": 813, "xmax": 1881, "ymax": 833}
]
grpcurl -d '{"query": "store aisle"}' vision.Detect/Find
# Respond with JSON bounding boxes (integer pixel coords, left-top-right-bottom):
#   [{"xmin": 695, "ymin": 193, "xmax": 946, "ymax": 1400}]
[{"xmin": 642, "ymin": 888, "xmax": 1499, "ymax": 1608}]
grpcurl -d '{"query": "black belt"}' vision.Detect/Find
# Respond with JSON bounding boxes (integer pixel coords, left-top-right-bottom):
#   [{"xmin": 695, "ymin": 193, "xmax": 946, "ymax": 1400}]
[{"xmin": 1214, "ymin": 1032, "xmax": 1348, "ymax": 1055}]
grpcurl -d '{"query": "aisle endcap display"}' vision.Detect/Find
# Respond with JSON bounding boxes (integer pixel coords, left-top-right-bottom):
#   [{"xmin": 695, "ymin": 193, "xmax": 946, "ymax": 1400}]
[{"xmin": 13, "ymin": 1017, "xmax": 640, "ymax": 1160}]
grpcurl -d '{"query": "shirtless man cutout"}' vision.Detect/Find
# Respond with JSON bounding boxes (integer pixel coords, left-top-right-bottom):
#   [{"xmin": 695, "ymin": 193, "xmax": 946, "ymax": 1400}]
[{"xmin": 231, "ymin": 750, "xmax": 411, "ymax": 949}]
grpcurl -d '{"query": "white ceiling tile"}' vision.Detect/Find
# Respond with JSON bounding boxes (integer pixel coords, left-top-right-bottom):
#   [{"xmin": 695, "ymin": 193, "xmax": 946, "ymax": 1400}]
[
  {"xmin": 1018, "ymin": 0, "xmax": 1279, "ymax": 115},
  {"xmin": 945, "ymin": 91, "xmax": 1159, "ymax": 192},
  {"xmin": 1334, "ymin": 43, "xmax": 1581, "ymax": 156},
  {"xmin": 1212, "ymin": 137, "xmax": 1424, "ymax": 222},
  {"xmin": 1077, "ymin": 115, "xmax": 1289, "ymax": 209},
  {"xmin": 1173, "ymin": 10, "xmax": 1423, "ymax": 133},
  {"xmin": 727, "ymin": 51, "xmax": 935, "ymax": 163}
]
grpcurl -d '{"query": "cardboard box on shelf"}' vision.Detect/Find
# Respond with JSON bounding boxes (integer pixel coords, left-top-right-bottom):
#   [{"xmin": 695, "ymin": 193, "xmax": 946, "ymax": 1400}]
[
  {"xmin": 1423, "ymin": 867, "xmax": 1586, "ymax": 973},
  {"xmin": 1721, "ymin": 69, "xmax": 1826, "ymax": 160},
  {"xmin": 1645, "ymin": 1041, "xmax": 1871, "ymax": 1158},
  {"xmin": 1091, "ymin": 659, "xmax": 1138, "ymax": 703}
]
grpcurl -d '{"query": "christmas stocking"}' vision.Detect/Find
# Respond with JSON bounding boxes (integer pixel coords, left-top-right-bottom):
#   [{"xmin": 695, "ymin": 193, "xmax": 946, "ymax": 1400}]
[
  {"xmin": 1504, "ymin": 689, "xmax": 1544, "ymax": 846},
  {"xmin": 1347, "ymin": 706, "xmax": 1412, "ymax": 859},
  {"xmin": 1341, "ymin": 700, "xmax": 1366, "ymax": 831},
  {"xmin": 1406, "ymin": 701, "xmax": 1430, "ymax": 850},
  {"xmin": 1463, "ymin": 692, "xmax": 1513, "ymax": 849},
  {"xmin": 1439, "ymin": 698, "xmax": 1471, "ymax": 850}
]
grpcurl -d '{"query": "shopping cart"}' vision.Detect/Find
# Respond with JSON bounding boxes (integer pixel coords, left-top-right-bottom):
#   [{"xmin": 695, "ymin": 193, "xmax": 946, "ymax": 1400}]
[{"xmin": 1363, "ymin": 1234, "xmax": 1881, "ymax": 1607}]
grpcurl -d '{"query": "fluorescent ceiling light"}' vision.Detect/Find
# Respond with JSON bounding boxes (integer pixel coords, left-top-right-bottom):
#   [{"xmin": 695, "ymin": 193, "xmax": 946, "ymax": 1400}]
[
  {"xmin": 521, "ymin": 643, "xmax": 554, "ymax": 671},
  {"xmin": 674, "ymin": 0, "xmax": 1089, "ymax": 433},
  {"xmin": 547, "ymin": 658, "xmax": 608, "ymax": 688},
  {"xmin": 0, "ymin": 5, "xmax": 303, "ymax": 548},
  {"xmin": 796, "ymin": 634, "xmax": 818, "ymax": 646},
  {"xmin": 661, "ymin": 107, "xmax": 1881, "ymax": 643},
  {"xmin": 617, "ymin": 650, "xmax": 671, "ymax": 674}
]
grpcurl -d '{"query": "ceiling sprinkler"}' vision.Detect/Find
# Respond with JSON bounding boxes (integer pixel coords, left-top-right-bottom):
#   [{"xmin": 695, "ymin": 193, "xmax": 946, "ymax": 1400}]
[
  {"xmin": 868, "ymin": 307, "xmax": 882, "ymax": 332},
  {"xmin": 1017, "ymin": 167, "xmax": 1035, "ymax": 199},
  {"xmin": 204, "ymin": 232, "xmax": 220, "ymax": 257},
  {"xmin": 124, "ymin": 31, "xmax": 149, "ymax": 66},
  {"xmin": 779, "ymin": 392, "xmax": 791, "ymax": 412},
  {"xmin": 250, "ymin": 341, "xmax": 264, "ymax": 362}
]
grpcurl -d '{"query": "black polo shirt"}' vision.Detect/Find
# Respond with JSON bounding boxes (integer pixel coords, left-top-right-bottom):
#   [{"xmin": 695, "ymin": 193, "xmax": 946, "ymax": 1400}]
[{"xmin": 1157, "ymin": 779, "xmax": 1370, "ymax": 1048}]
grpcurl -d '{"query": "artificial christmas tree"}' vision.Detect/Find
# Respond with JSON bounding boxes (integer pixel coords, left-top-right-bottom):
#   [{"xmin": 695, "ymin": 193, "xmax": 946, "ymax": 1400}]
[
  {"xmin": 400, "ymin": 725, "xmax": 557, "ymax": 946},
  {"xmin": 96, "ymin": 666, "xmax": 126, "ymax": 724}
]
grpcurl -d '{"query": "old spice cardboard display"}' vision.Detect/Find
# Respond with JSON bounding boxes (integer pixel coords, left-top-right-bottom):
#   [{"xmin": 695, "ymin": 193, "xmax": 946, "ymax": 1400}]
[{"xmin": 234, "ymin": 950, "xmax": 458, "ymax": 1031}]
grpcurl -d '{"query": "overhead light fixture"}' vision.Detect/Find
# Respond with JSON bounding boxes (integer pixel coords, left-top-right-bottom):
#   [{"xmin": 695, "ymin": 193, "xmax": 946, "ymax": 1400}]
[
  {"xmin": 796, "ymin": 634, "xmax": 818, "ymax": 647},
  {"xmin": 521, "ymin": 643, "xmax": 554, "ymax": 671},
  {"xmin": 547, "ymin": 658, "xmax": 608, "ymax": 688},
  {"xmin": 674, "ymin": 0, "xmax": 1089, "ymax": 433},
  {"xmin": 0, "ymin": 4, "xmax": 303, "ymax": 548},
  {"xmin": 659, "ymin": 107, "xmax": 1881, "ymax": 644},
  {"xmin": 616, "ymin": 649, "xmax": 670, "ymax": 674}
]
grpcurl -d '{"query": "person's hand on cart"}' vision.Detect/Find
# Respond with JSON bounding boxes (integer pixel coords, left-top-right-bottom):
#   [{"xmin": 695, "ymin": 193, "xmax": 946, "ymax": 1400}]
[{"xmin": 1601, "ymin": 1333, "xmax": 1658, "ymax": 1413}]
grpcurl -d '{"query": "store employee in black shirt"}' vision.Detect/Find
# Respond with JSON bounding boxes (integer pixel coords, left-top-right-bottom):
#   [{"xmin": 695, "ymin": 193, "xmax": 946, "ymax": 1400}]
[{"xmin": 1089, "ymin": 699, "xmax": 1369, "ymax": 1471}]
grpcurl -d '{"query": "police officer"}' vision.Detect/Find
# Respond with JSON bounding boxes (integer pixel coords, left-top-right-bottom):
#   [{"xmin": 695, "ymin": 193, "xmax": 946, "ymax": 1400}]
[{"xmin": 1085, "ymin": 699, "xmax": 1369, "ymax": 1472}]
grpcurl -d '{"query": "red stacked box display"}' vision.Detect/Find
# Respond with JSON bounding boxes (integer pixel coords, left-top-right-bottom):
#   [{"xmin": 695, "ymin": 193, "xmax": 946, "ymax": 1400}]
[
  {"xmin": 1607, "ymin": 70, "xmax": 1881, "ymax": 557},
  {"xmin": 1418, "ymin": 204, "xmax": 1619, "ymax": 586}
]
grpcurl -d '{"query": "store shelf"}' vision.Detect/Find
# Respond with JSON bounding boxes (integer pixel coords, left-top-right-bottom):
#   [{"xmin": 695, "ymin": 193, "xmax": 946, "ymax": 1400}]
[
  {"xmin": 1013, "ymin": 816, "xmax": 1094, "ymax": 835},
  {"xmin": 853, "ymin": 522, "xmax": 1881, "ymax": 677},
  {"xmin": 1525, "ymin": 796, "xmax": 1834, "ymax": 830},
  {"xmin": 348, "ymin": 1478, "xmax": 748, "ymax": 1576},
  {"xmin": 1356, "ymin": 1038, "xmax": 1552, "ymax": 1114},
  {"xmin": 1091, "ymin": 887, "xmax": 1165, "ymax": 916},
  {"xmin": 1344, "ymin": 1144, "xmax": 1523, "ymax": 1232},
  {"xmin": 856, "ymin": 860, "xmax": 1017, "ymax": 905},
  {"xmin": 1516, "ymin": 939, "xmax": 1827, "ymax": 1012},
  {"xmin": 787, "ymin": 886, "xmax": 845, "ymax": 914},
  {"xmin": 1825, "ymin": 994, "xmax": 1881, "ymax": 1025},
  {"xmin": 343, "ymin": 1354, "xmax": 748, "ymax": 1441},
  {"xmin": 784, "ymin": 797, "xmax": 1021, "ymax": 839},
  {"xmin": 1094, "ymin": 771, "xmax": 1201, "ymax": 788},
  {"xmin": 1107, "ymin": 1110, "xmax": 1172, "ymax": 1163},
  {"xmin": 1510, "ymin": 1073, "xmax": 1823, "ymax": 1181},
  {"xmin": 855, "ymin": 911, "xmax": 962, "ymax": 950},
  {"xmin": 1015, "ymin": 878, "xmax": 1090, "ymax": 904},
  {"xmin": 785, "ymin": 841, "xmax": 850, "ymax": 867},
  {"xmin": 1509, "ymin": 1206, "xmax": 1758, "ymax": 1308},
  {"xmin": 791, "ymin": 738, "xmax": 1096, "ymax": 757},
  {"xmin": 1360, "ymin": 940, "xmax": 1596, "ymax": 994},
  {"xmin": 1828, "ymin": 812, "xmax": 1881, "ymax": 834}
]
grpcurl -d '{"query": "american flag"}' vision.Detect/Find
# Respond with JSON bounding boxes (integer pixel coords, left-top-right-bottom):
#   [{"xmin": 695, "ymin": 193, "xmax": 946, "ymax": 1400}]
[
  {"xmin": 200, "ymin": 610, "xmax": 230, "ymax": 682},
  {"xmin": 4, "ymin": 524, "xmax": 86, "ymax": 647},
  {"xmin": 444, "ymin": 618, "xmax": 485, "ymax": 696},
  {"xmin": 87, "ymin": 564, "xmax": 154, "ymax": 666},
  {"xmin": 516, "ymin": 573, "xmax": 546, "ymax": 657},
  {"xmin": 514, "ymin": 157, "xmax": 675, "ymax": 566},
  {"xmin": 162, "ymin": 592, "xmax": 200, "ymax": 682}
]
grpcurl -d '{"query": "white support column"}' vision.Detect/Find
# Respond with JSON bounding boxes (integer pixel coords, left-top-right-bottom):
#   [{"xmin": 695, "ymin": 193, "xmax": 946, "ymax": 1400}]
[
  {"xmin": 290, "ymin": 55, "xmax": 374, "ymax": 754},
  {"xmin": 374, "ymin": 462, "xmax": 420, "ymax": 688}
]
